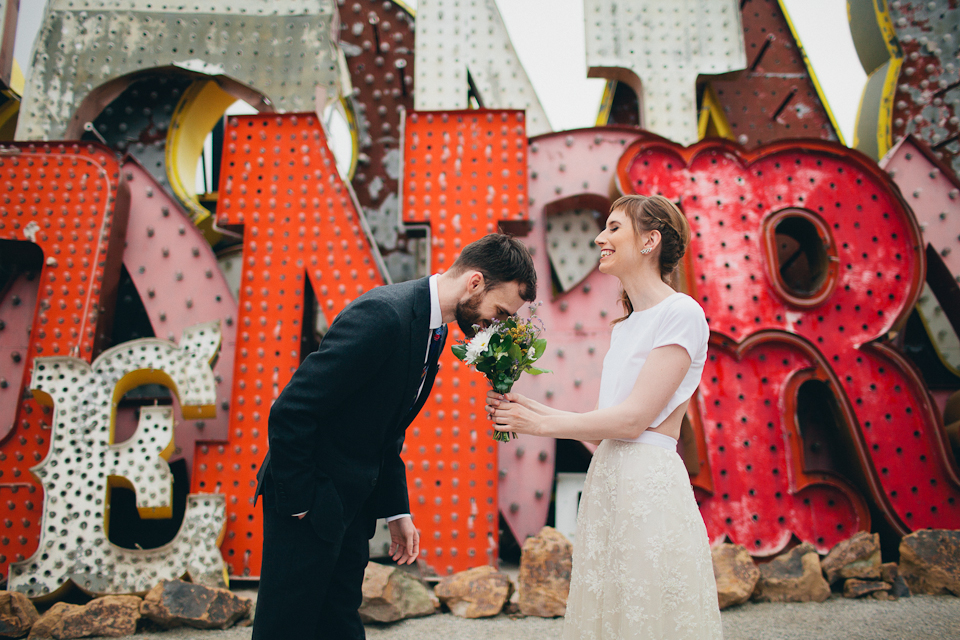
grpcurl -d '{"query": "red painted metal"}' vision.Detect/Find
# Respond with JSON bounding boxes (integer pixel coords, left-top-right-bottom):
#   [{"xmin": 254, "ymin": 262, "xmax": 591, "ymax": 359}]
[
  {"xmin": 698, "ymin": 331, "xmax": 870, "ymax": 555},
  {"xmin": 501, "ymin": 127, "xmax": 648, "ymax": 544},
  {"xmin": 120, "ymin": 157, "xmax": 238, "ymax": 470},
  {"xmin": 198, "ymin": 113, "xmax": 388, "ymax": 578},
  {"xmin": 618, "ymin": 138, "xmax": 960, "ymax": 543},
  {"xmin": 710, "ymin": 0, "xmax": 840, "ymax": 147},
  {"xmin": 0, "ymin": 142, "xmax": 129, "ymax": 580},
  {"xmin": 402, "ymin": 109, "xmax": 528, "ymax": 573}
]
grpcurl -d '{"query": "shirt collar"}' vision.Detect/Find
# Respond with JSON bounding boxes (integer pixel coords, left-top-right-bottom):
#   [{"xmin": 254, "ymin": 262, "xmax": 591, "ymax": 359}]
[{"xmin": 428, "ymin": 274, "xmax": 442, "ymax": 330}]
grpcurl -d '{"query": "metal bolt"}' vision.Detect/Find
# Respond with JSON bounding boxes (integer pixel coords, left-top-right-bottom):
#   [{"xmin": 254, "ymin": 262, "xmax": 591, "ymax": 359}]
[
  {"xmin": 538, "ymin": 450, "xmax": 548, "ymax": 462},
  {"xmin": 515, "ymin": 447, "xmax": 525, "ymax": 458},
  {"xmin": 535, "ymin": 490, "xmax": 544, "ymax": 499},
  {"xmin": 509, "ymin": 502, "xmax": 520, "ymax": 513},
  {"xmin": 11, "ymin": 352, "xmax": 21, "ymax": 363}
]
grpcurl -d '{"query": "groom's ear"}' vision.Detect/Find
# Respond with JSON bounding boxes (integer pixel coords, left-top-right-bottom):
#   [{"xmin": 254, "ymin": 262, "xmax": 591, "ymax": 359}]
[{"xmin": 467, "ymin": 271, "xmax": 485, "ymax": 292}]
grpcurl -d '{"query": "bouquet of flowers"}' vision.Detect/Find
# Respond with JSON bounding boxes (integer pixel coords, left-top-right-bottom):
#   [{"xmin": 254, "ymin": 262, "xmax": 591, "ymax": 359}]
[{"xmin": 451, "ymin": 304, "xmax": 550, "ymax": 441}]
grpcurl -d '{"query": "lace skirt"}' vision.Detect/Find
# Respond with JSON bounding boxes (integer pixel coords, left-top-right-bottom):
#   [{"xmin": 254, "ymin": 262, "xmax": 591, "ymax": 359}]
[{"xmin": 563, "ymin": 435, "xmax": 722, "ymax": 640}]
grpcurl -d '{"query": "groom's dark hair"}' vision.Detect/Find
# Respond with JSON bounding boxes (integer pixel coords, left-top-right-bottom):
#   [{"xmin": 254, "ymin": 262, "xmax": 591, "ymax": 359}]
[{"xmin": 451, "ymin": 233, "xmax": 537, "ymax": 302}]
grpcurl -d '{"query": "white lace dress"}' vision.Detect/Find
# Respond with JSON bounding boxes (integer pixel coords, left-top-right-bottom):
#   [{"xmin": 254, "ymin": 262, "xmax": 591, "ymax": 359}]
[{"xmin": 563, "ymin": 294, "xmax": 722, "ymax": 640}]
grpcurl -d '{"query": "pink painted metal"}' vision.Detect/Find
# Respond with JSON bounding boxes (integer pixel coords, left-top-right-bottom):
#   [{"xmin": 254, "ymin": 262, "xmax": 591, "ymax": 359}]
[
  {"xmin": 0, "ymin": 274, "xmax": 39, "ymax": 439},
  {"xmin": 501, "ymin": 127, "xmax": 648, "ymax": 544},
  {"xmin": 120, "ymin": 157, "xmax": 238, "ymax": 470},
  {"xmin": 881, "ymin": 135, "xmax": 960, "ymax": 284}
]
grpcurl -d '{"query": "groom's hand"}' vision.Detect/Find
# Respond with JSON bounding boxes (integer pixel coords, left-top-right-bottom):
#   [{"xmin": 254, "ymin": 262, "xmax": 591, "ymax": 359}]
[{"xmin": 387, "ymin": 516, "xmax": 420, "ymax": 565}]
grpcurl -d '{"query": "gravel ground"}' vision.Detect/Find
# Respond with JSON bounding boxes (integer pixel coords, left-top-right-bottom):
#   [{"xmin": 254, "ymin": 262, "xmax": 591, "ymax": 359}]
[{"xmin": 82, "ymin": 594, "xmax": 960, "ymax": 640}]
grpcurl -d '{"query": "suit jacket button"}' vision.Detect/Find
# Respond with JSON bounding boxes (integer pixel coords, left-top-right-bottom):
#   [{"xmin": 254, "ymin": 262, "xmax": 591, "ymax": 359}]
[{"xmin": 371, "ymin": 477, "xmax": 377, "ymax": 487}]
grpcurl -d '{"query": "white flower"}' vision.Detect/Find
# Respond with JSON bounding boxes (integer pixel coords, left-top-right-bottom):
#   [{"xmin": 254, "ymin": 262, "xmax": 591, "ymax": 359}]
[{"xmin": 464, "ymin": 325, "xmax": 495, "ymax": 364}]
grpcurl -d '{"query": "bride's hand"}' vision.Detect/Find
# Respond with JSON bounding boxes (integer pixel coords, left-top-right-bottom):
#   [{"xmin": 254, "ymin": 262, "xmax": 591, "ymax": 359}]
[
  {"xmin": 485, "ymin": 390, "xmax": 538, "ymax": 413},
  {"xmin": 486, "ymin": 396, "xmax": 544, "ymax": 437}
]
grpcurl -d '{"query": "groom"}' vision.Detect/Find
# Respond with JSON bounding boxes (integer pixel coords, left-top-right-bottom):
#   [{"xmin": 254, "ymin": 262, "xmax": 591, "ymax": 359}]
[{"xmin": 252, "ymin": 233, "xmax": 537, "ymax": 639}]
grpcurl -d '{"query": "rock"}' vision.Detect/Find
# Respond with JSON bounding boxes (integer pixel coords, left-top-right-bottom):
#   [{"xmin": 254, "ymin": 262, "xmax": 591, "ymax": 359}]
[
  {"xmin": 28, "ymin": 603, "xmax": 78, "ymax": 639},
  {"xmin": 843, "ymin": 579, "xmax": 892, "ymax": 598},
  {"xmin": 752, "ymin": 542, "xmax": 830, "ymax": 603},
  {"xmin": 140, "ymin": 580, "xmax": 251, "ymax": 630},
  {"xmin": 821, "ymin": 532, "xmax": 881, "ymax": 584},
  {"xmin": 518, "ymin": 526, "xmax": 573, "ymax": 618},
  {"xmin": 871, "ymin": 590, "xmax": 895, "ymax": 601},
  {"xmin": 28, "ymin": 597, "xmax": 140, "ymax": 640},
  {"xmin": 899, "ymin": 529, "xmax": 960, "ymax": 596},
  {"xmin": 891, "ymin": 575, "xmax": 911, "ymax": 598},
  {"xmin": 434, "ymin": 566, "xmax": 513, "ymax": 618},
  {"xmin": 0, "ymin": 591, "xmax": 40, "ymax": 637},
  {"xmin": 359, "ymin": 562, "xmax": 436, "ymax": 623},
  {"xmin": 879, "ymin": 562, "xmax": 898, "ymax": 584},
  {"xmin": 712, "ymin": 544, "xmax": 760, "ymax": 610}
]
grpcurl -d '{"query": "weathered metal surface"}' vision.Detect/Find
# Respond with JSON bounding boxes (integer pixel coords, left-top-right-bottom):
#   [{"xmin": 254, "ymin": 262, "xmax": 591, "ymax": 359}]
[
  {"xmin": 707, "ymin": 0, "xmax": 842, "ymax": 147},
  {"xmin": 201, "ymin": 112, "xmax": 388, "ymax": 578},
  {"xmin": 619, "ymin": 138, "xmax": 960, "ymax": 545},
  {"xmin": 16, "ymin": 0, "xmax": 342, "ymax": 141},
  {"xmin": 402, "ymin": 109, "xmax": 528, "ymax": 573},
  {"xmin": 338, "ymin": 0, "xmax": 420, "ymax": 282},
  {"xmin": 413, "ymin": 0, "xmax": 551, "ymax": 136},
  {"xmin": 881, "ymin": 135, "xmax": 960, "ymax": 377},
  {"xmin": 120, "ymin": 157, "xmax": 238, "ymax": 471},
  {"xmin": 502, "ymin": 127, "xmax": 647, "ymax": 544},
  {"xmin": 849, "ymin": 0, "xmax": 960, "ymax": 177},
  {"xmin": 584, "ymin": 0, "xmax": 746, "ymax": 145},
  {"xmin": 8, "ymin": 323, "xmax": 225, "ymax": 598}
]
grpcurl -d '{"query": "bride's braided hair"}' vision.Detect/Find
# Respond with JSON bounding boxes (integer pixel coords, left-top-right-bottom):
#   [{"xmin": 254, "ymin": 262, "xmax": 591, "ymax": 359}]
[{"xmin": 609, "ymin": 194, "xmax": 691, "ymax": 323}]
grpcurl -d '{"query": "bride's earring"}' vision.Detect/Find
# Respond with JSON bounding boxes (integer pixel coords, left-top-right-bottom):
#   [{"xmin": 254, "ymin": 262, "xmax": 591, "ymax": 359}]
[{"xmin": 640, "ymin": 248, "xmax": 652, "ymax": 255}]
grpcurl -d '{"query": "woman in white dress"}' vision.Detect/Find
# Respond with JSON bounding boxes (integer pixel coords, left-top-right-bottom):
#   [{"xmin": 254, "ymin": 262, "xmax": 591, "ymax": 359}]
[{"xmin": 487, "ymin": 194, "xmax": 722, "ymax": 639}]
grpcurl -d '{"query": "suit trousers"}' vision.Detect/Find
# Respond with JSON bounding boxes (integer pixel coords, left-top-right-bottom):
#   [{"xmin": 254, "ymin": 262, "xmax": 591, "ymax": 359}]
[{"xmin": 252, "ymin": 489, "xmax": 370, "ymax": 640}]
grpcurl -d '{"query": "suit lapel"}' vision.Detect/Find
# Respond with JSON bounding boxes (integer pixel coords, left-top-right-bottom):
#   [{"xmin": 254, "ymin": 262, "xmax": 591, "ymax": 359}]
[
  {"xmin": 406, "ymin": 326, "xmax": 447, "ymax": 423},
  {"xmin": 400, "ymin": 278, "xmax": 431, "ymax": 415}
]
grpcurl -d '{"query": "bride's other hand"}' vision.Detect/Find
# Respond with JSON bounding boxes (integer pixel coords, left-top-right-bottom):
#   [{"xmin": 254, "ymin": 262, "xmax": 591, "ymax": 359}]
[{"xmin": 488, "ymin": 397, "xmax": 543, "ymax": 437}]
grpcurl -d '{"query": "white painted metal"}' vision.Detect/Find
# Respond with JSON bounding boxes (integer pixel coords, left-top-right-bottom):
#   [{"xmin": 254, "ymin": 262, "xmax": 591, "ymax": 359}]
[
  {"xmin": 8, "ymin": 323, "xmax": 227, "ymax": 597},
  {"xmin": 414, "ymin": 0, "xmax": 552, "ymax": 136},
  {"xmin": 584, "ymin": 0, "xmax": 747, "ymax": 145}
]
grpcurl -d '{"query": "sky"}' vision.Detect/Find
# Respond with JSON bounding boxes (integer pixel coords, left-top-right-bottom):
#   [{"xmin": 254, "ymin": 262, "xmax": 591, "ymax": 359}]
[{"xmin": 13, "ymin": 0, "xmax": 867, "ymax": 143}]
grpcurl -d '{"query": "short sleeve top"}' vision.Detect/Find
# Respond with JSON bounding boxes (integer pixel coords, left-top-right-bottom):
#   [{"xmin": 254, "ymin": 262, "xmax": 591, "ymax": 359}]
[{"xmin": 598, "ymin": 293, "xmax": 709, "ymax": 440}]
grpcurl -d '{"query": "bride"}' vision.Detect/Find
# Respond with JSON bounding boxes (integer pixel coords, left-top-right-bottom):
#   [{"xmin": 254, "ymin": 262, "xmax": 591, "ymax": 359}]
[{"xmin": 487, "ymin": 194, "xmax": 722, "ymax": 639}]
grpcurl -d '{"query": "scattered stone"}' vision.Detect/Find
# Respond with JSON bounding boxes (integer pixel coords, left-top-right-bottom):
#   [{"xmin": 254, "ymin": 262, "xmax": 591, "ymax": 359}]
[
  {"xmin": 28, "ymin": 597, "xmax": 141, "ymax": 639},
  {"xmin": 712, "ymin": 543, "xmax": 760, "ymax": 610},
  {"xmin": 880, "ymin": 562, "xmax": 898, "ymax": 584},
  {"xmin": 871, "ymin": 590, "xmax": 895, "ymax": 601},
  {"xmin": 0, "ymin": 591, "xmax": 40, "ymax": 637},
  {"xmin": 899, "ymin": 529, "xmax": 960, "ymax": 596},
  {"xmin": 843, "ymin": 579, "xmax": 892, "ymax": 598},
  {"xmin": 752, "ymin": 542, "xmax": 830, "ymax": 603},
  {"xmin": 891, "ymin": 575, "xmax": 911, "ymax": 598},
  {"xmin": 518, "ymin": 526, "xmax": 573, "ymax": 618},
  {"xmin": 28, "ymin": 603, "xmax": 77, "ymax": 639},
  {"xmin": 359, "ymin": 561, "xmax": 437, "ymax": 623},
  {"xmin": 821, "ymin": 532, "xmax": 881, "ymax": 584},
  {"xmin": 140, "ymin": 580, "xmax": 251, "ymax": 630},
  {"xmin": 434, "ymin": 566, "xmax": 513, "ymax": 618}
]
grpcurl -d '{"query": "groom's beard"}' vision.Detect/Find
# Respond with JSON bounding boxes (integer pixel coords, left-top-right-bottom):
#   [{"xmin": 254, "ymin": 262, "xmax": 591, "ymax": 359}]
[{"xmin": 455, "ymin": 291, "xmax": 484, "ymax": 337}]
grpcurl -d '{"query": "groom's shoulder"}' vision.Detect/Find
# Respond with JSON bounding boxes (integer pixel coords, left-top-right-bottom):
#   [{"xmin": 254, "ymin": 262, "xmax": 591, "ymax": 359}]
[{"xmin": 348, "ymin": 278, "xmax": 423, "ymax": 316}]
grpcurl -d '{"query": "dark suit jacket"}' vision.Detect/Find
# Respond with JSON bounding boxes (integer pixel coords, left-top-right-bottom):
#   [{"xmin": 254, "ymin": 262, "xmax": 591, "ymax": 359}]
[{"xmin": 255, "ymin": 277, "xmax": 442, "ymax": 542}]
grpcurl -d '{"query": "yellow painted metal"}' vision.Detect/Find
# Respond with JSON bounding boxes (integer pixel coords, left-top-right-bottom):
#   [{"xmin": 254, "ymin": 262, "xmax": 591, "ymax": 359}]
[
  {"xmin": 9, "ymin": 59, "xmax": 23, "ymax": 96},
  {"xmin": 847, "ymin": 0, "xmax": 903, "ymax": 159},
  {"xmin": 0, "ymin": 90, "xmax": 19, "ymax": 140},
  {"xmin": 166, "ymin": 79, "xmax": 237, "ymax": 240},
  {"xmin": 595, "ymin": 80, "xmax": 616, "ymax": 126},
  {"xmin": 697, "ymin": 85, "xmax": 733, "ymax": 141},
  {"xmin": 779, "ymin": 0, "xmax": 847, "ymax": 146}
]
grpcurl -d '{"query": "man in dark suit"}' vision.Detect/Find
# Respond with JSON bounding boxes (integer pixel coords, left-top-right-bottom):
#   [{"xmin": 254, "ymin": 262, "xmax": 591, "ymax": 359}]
[{"xmin": 252, "ymin": 233, "xmax": 536, "ymax": 639}]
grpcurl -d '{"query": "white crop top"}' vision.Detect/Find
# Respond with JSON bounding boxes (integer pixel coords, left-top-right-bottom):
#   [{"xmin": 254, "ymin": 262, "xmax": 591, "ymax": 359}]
[{"xmin": 597, "ymin": 293, "xmax": 709, "ymax": 441}]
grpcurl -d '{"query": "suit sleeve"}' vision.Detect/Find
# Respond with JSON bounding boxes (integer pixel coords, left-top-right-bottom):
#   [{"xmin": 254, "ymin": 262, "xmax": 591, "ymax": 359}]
[
  {"xmin": 267, "ymin": 295, "xmax": 401, "ymax": 515},
  {"xmin": 377, "ymin": 429, "xmax": 411, "ymax": 518}
]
